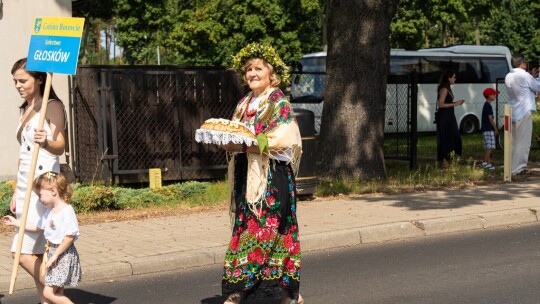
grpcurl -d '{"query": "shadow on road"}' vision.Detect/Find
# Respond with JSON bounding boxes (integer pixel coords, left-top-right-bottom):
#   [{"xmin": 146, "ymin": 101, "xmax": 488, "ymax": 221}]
[
  {"xmin": 64, "ymin": 288, "xmax": 117, "ymax": 304},
  {"xmin": 345, "ymin": 180, "xmax": 540, "ymax": 211}
]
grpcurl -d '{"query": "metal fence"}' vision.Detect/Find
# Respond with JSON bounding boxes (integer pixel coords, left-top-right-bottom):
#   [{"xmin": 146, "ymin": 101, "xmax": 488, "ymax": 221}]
[
  {"xmin": 69, "ymin": 66, "xmax": 418, "ymax": 185},
  {"xmin": 290, "ymin": 71, "xmax": 418, "ymax": 169},
  {"xmin": 384, "ymin": 73, "xmax": 418, "ymax": 168},
  {"xmin": 69, "ymin": 65, "xmax": 245, "ymax": 184}
]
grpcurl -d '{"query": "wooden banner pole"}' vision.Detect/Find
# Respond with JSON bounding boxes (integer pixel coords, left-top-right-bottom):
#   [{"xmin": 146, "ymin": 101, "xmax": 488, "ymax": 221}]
[
  {"xmin": 9, "ymin": 72, "xmax": 53, "ymax": 294},
  {"xmin": 503, "ymin": 105, "xmax": 512, "ymax": 182}
]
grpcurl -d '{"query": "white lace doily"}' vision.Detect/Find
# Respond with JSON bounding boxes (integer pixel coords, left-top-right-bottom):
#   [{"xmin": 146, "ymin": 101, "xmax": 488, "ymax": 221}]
[{"xmin": 195, "ymin": 129, "xmax": 258, "ymax": 146}]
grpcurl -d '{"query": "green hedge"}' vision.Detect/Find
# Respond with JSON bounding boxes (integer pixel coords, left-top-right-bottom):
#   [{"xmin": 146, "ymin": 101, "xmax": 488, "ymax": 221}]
[
  {"xmin": 0, "ymin": 181, "xmax": 214, "ymax": 216},
  {"xmin": 0, "ymin": 182, "xmax": 14, "ymax": 216}
]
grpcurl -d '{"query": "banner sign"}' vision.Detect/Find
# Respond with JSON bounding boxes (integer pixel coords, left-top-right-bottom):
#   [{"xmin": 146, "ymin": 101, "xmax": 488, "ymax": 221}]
[{"xmin": 26, "ymin": 17, "xmax": 85, "ymax": 75}]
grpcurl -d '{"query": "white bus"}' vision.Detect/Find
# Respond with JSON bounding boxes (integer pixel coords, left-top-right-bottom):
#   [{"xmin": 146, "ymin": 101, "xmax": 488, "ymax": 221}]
[{"xmin": 290, "ymin": 45, "xmax": 512, "ymax": 134}]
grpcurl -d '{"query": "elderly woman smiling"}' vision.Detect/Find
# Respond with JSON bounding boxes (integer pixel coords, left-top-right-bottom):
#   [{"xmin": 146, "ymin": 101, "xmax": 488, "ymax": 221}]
[{"xmin": 221, "ymin": 43, "xmax": 304, "ymax": 304}]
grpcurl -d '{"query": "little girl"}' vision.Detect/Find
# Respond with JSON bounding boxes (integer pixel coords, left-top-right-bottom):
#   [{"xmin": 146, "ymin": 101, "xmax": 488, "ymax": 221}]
[{"xmin": 3, "ymin": 171, "xmax": 82, "ymax": 304}]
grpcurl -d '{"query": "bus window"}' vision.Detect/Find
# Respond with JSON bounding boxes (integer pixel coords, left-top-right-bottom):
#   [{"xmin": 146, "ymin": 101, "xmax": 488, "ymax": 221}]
[
  {"xmin": 299, "ymin": 56, "xmax": 326, "ymax": 72},
  {"xmin": 453, "ymin": 58, "xmax": 482, "ymax": 83},
  {"xmin": 390, "ymin": 56, "xmax": 420, "ymax": 75},
  {"xmin": 291, "ymin": 55, "xmax": 325, "ymax": 103},
  {"xmin": 420, "ymin": 57, "xmax": 450, "ymax": 83},
  {"xmin": 481, "ymin": 58, "xmax": 510, "ymax": 82}
]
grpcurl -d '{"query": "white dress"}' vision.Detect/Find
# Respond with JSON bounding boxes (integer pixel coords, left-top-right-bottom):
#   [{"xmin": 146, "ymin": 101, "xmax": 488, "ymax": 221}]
[
  {"xmin": 11, "ymin": 110, "xmax": 60, "ymax": 254},
  {"xmin": 37, "ymin": 204, "xmax": 82, "ymax": 287}
]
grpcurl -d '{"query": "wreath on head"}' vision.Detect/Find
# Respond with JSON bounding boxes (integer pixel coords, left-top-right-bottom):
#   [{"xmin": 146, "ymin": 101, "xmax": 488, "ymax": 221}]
[{"xmin": 231, "ymin": 42, "xmax": 290, "ymax": 86}]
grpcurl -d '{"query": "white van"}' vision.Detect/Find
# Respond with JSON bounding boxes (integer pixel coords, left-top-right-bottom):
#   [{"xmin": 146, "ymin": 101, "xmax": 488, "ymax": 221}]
[{"xmin": 290, "ymin": 45, "xmax": 512, "ymax": 134}]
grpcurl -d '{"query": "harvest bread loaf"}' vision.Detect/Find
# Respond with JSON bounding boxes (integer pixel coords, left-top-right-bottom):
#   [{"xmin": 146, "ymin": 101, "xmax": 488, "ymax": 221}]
[{"xmin": 195, "ymin": 118, "xmax": 257, "ymax": 146}]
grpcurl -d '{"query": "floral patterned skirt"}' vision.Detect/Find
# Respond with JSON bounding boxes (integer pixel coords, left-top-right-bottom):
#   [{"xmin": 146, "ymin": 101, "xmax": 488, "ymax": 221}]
[
  {"xmin": 45, "ymin": 243, "xmax": 82, "ymax": 287},
  {"xmin": 222, "ymin": 154, "xmax": 301, "ymax": 300}
]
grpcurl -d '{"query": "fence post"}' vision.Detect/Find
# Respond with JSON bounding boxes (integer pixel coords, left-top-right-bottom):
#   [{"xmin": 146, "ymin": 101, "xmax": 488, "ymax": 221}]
[
  {"xmin": 98, "ymin": 69, "xmax": 112, "ymax": 185},
  {"xmin": 503, "ymin": 105, "xmax": 512, "ymax": 182},
  {"xmin": 409, "ymin": 71, "xmax": 418, "ymax": 169}
]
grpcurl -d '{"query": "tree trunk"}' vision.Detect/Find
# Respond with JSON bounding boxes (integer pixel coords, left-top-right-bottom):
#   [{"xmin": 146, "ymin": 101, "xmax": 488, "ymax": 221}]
[{"xmin": 318, "ymin": 0, "xmax": 398, "ymax": 180}]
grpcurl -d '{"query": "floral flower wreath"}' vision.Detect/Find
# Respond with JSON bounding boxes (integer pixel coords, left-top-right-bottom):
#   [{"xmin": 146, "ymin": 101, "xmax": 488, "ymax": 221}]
[{"xmin": 231, "ymin": 42, "xmax": 290, "ymax": 86}]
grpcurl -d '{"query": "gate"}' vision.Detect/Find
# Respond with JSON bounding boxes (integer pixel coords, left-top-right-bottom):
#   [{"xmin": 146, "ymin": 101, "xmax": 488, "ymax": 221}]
[
  {"xmin": 69, "ymin": 65, "xmax": 244, "ymax": 184},
  {"xmin": 384, "ymin": 72, "xmax": 418, "ymax": 169}
]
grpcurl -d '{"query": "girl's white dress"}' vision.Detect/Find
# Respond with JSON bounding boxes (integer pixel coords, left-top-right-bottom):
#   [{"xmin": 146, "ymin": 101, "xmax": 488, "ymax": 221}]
[
  {"xmin": 11, "ymin": 110, "xmax": 60, "ymax": 254},
  {"xmin": 38, "ymin": 204, "xmax": 82, "ymax": 287}
]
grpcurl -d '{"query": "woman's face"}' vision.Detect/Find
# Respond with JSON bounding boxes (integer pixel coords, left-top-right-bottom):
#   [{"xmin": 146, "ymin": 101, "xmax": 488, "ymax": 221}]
[
  {"xmin": 448, "ymin": 74, "xmax": 457, "ymax": 84},
  {"xmin": 244, "ymin": 59, "xmax": 272, "ymax": 95},
  {"xmin": 12, "ymin": 68, "xmax": 42, "ymax": 101}
]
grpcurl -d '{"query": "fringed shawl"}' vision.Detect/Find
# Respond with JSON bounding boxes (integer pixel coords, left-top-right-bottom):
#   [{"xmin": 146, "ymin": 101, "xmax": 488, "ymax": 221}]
[{"xmin": 228, "ymin": 89, "xmax": 302, "ymax": 219}]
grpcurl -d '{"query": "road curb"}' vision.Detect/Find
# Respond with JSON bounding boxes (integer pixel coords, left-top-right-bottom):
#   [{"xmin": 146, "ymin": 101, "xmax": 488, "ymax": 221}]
[
  {"xmin": 129, "ymin": 250, "xmax": 216, "ymax": 276},
  {"xmin": 83, "ymin": 261, "xmax": 132, "ymax": 282},
  {"xmin": 359, "ymin": 221, "xmax": 425, "ymax": 244},
  {"xmin": 3, "ymin": 207, "xmax": 540, "ymax": 294},
  {"xmin": 420, "ymin": 215, "xmax": 484, "ymax": 236},
  {"xmin": 479, "ymin": 209, "xmax": 538, "ymax": 228}
]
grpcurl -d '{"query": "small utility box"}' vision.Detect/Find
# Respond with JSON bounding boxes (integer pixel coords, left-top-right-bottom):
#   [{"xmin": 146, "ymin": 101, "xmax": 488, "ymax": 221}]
[{"xmin": 149, "ymin": 168, "xmax": 162, "ymax": 189}]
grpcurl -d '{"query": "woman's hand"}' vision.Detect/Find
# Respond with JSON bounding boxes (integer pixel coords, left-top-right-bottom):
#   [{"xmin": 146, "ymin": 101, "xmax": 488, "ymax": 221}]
[
  {"xmin": 456, "ymin": 100, "xmax": 465, "ymax": 106},
  {"xmin": 2, "ymin": 215, "xmax": 19, "ymax": 227},
  {"xmin": 34, "ymin": 128, "xmax": 48, "ymax": 148}
]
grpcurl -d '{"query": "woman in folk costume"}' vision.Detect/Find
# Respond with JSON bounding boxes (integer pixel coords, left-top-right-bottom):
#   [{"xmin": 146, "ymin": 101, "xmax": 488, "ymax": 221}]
[{"xmin": 221, "ymin": 43, "xmax": 304, "ymax": 304}]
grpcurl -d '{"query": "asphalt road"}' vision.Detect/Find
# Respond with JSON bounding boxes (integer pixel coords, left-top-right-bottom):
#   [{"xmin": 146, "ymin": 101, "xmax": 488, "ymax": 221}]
[{"xmin": 3, "ymin": 223, "xmax": 540, "ymax": 304}]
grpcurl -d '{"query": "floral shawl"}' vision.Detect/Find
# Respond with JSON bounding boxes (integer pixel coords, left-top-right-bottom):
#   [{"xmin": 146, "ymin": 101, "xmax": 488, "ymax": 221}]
[{"xmin": 228, "ymin": 88, "xmax": 302, "ymax": 218}]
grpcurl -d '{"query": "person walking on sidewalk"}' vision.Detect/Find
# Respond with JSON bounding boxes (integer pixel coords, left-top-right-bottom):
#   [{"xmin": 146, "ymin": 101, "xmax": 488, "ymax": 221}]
[
  {"xmin": 480, "ymin": 88, "xmax": 500, "ymax": 169},
  {"xmin": 436, "ymin": 70, "xmax": 465, "ymax": 168},
  {"xmin": 3, "ymin": 172, "xmax": 82, "ymax": 304},
  {"xmin": 220, "ymin": 43, "xmax": 303, "ymax": 304},
  {"xmin": 8, "ymin": 57, "xmax": 66, "ymax": 303},
  {"xmin": 505, "ymin": 54, "xmax": 540, "ymax": 176}
]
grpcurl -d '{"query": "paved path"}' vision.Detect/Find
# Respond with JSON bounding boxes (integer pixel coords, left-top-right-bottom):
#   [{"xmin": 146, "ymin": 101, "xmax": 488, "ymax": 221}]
[{"xmin": 2, "ymin": 178, "xmax": 540, "ymax": 293}]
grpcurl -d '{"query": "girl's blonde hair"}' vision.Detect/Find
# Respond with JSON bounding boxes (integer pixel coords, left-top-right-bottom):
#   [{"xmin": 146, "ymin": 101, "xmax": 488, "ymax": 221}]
[{"xmin": 33, "ymin": 171, "xmax": 73, "ymax": 203}]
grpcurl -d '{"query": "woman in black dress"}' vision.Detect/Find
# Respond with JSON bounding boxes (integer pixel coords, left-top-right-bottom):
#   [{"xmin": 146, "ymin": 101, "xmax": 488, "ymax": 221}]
[{"xmin": 436, "ymin": 70, "xmax": 465, "ymax": 168}]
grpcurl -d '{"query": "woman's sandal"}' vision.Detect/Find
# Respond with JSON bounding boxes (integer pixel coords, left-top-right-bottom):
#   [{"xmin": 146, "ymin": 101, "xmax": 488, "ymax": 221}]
[
  {"xmin": 282, "ymin": 294, "xmax": 304, "ymax": 304},
  {"xmin": 223, "ymin": 292, "xmax": 243, "ymax": 304}
]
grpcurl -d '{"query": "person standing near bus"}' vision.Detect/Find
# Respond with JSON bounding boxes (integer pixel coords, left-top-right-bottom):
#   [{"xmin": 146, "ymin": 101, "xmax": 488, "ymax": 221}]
[
  {"xmin": 436, "ymin": 70, "xmax": 465, "ymax": 168},
  {"xmin": 480, "ymin": 88, "xmax": 500, "ymax": 169},
  {"xmin": 504, "ymin": 54, "xmax": 540, "ymax": 176}
]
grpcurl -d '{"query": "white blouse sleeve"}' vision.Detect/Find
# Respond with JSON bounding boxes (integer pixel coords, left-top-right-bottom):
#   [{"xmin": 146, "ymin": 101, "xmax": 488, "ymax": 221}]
[{"xmin": 63, "ymin": 206, "xmax": 80, "ymax": 240}]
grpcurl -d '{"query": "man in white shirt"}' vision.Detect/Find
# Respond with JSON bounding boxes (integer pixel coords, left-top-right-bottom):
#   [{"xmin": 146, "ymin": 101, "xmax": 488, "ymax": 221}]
[{"xmin": 505, "ymin": 54, "xmax": 540, "ymax": 175}]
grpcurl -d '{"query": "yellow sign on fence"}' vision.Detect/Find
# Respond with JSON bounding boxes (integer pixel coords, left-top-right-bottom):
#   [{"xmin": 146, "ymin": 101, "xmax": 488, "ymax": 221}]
[{"xmin": 149, "ymin": 168, "xmax": 162, "ymax": 189}]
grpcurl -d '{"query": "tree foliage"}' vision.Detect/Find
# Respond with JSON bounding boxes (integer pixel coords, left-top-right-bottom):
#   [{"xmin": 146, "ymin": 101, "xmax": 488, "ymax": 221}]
[
  {"xmin": 113, "ymin": 0, "xmax": 171, "ymax": 64},
  {"xmin": 72, "ymin": 0, "xmax": 116, "ymax": 64},
  {"xmin": 87, "ymin": 0, "xmax": 325, "ymax": 65},
  {"xmin": 74, "ymin": 0, "xmax": 539, "ymax": 65},
  {"xmin": 488, "ymin": 0, "xmax": 540, "ymax": 61},
  {"xmin": 390, "ymin": 0, "xmax": 539, "ymax": 62}
]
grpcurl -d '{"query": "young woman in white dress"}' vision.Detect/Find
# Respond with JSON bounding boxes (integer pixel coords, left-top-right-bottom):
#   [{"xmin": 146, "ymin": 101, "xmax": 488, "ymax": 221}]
[{"xmin": 8, "ymin": 58, "xmax": 66, "ymax": 303}]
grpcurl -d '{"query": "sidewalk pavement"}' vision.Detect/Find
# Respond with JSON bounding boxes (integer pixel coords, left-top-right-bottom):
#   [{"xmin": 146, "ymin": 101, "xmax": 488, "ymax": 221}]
[{"xmin": 2, "ymin": 174, "xmax": 540, "ymax": 293}]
